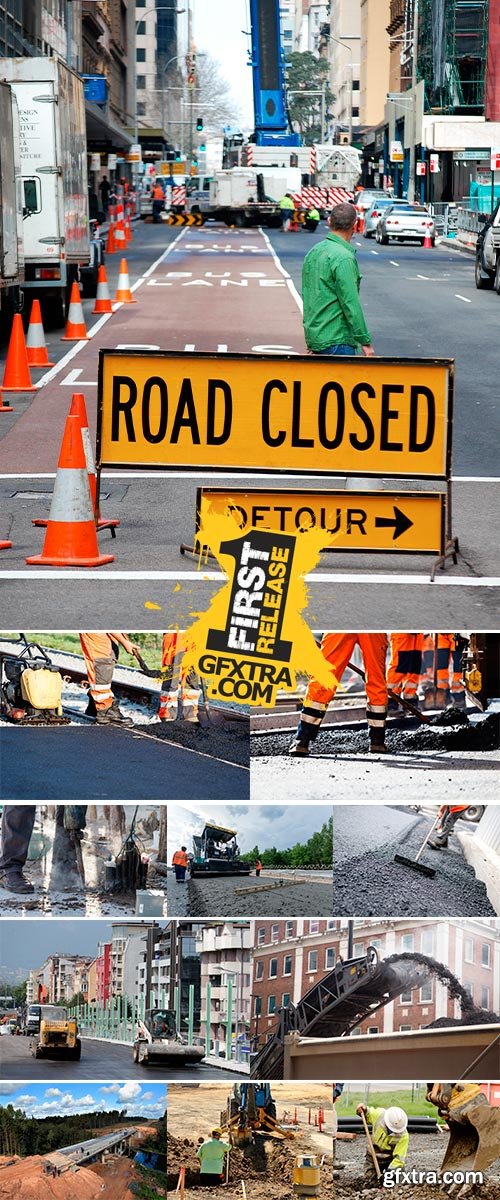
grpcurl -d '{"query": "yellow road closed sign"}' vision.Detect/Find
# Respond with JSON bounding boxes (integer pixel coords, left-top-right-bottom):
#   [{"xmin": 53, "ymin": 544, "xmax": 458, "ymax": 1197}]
[
  {"xmin": 97, "ymin": 352, "xmax": 453, "ymax": 479},
  {"xmin": 197, "ymin": 488, "xmax": 445, "ymax": 555}
]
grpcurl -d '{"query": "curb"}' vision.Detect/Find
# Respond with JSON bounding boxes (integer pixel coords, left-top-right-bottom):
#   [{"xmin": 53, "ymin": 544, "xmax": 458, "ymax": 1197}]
[{"xmin": 439, "ymin": 236, "xmax": 476, "ymax": 256}]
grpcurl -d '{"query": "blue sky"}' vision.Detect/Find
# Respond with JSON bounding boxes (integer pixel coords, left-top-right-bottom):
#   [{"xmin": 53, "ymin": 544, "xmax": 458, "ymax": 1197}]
[
  {"xmin": 0, "ymin": 1081, "xmax": 166, "ymax": 1119},
  {"xmin": 194, "ymin": 0, "xmax": 254, "ymax": 127}
]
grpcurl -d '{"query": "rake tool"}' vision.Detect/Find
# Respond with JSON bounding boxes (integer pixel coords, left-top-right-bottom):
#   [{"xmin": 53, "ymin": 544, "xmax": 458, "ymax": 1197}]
[{"xmin": 393, "ymin": 812, "xmax": 442, "ymax": 878}]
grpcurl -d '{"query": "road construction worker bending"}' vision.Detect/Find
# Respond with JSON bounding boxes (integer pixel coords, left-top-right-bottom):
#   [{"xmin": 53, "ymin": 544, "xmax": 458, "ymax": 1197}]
[
  {"xmin": 279, "ymin": 193, "xmax": 295, "ymax": 231},
  {"xmin": 387, "ymin": 633, "xmax": 424, "ymax": 711},
  {"xmin": 421, "ymin": 634, "xmax": 466, "ymax": 710},
  {"xmin": 305, "ymin": 205, "xmax": 320, "ymax": 231},
  {"xmin": 429, "ymin": 805, "xmax": 470, "ymax": 850},
  {"xmin": 290, "ymin": 633, "xmax": 388, "ymax": 756},
  {"xmin": 196, "ymin": 1129, "xmax": 231, "ymax": 1185},
  {"xmin": 172, "ymin": 845, "xmax": 189, "ymax": 882},
  {"xmin": 0, "ymin": 805, "xmax": 36, "ymax": 893},
  {"xmin": 159, "ymin": 632, "xmax": 201, "ymax": 722},
  {"xmin": 356, "ymin": 1104, "xmax": 409, "ymax": 1184},
  {"xmin": 80, "ymin": 633, "xmax": 142, "ymax": 725}
]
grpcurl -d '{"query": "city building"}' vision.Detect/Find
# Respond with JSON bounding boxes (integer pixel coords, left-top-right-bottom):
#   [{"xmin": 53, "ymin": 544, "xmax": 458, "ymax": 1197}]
[
  {"xmin": 110, "ymin": 922, "xmax": 150, "ymax": 1000},
  {"xmin": 321, "ymin": 0, "xmax": 361, "ymax": 140},
  {"xmin": 198, "ymin": 921, "xmax": 252, "ymax": 1051},
  {"xmin": 86, "ymin": 956, "xmax": 98, "ymax": 1006},
  {"xmin": 359, "ymin": 0, "xmax": 390, "ymax": 127},
  {"xmin": 95, "ymin": 941, "xmax": 111, "ymax": 1005},
  {"xmin": 250, "ymin": 919, "xmax": 500, "ymax": 1047},
  {"xmin": 28, "ymin": 954, "xmax": 92, "ymax": 1005}
]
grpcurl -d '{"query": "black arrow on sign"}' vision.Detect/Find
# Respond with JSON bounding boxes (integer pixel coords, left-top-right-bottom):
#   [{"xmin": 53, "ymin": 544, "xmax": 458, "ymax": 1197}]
[{"xmin": 375, "ymin": 506, "xmax": 414, "ymax": 540}]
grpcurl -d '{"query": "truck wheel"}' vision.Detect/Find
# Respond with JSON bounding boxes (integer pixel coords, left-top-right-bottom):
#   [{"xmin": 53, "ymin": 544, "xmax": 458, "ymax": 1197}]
[
  {"xmin": 72, "ymin": 1039, "xmax": 82, "ymax": 1061},
  {"xmin": 494, "ymin": 259, "xmax": 500, "ymax": 294},
  {"xmin": 34, "ymin": 1047, "xmax": 45, "ymax": 1059},
  {"xmin": 133, "ymin": 1043, "xmax": 140, "ymax": 1063},
  {"xmin": 475, "ymin": 255, "xmax": 494, "ymax": 289}
]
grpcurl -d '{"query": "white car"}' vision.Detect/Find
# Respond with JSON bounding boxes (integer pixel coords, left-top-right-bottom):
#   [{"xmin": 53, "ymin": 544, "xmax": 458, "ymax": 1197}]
[{"xmin": 375, "ymin": 203, "xmax": 435, "ymax": 245}]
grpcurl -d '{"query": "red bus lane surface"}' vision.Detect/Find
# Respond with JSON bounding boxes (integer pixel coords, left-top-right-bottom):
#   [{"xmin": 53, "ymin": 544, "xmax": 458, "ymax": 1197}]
[{"xmin": 0, "ymin": 226, "xmax": 304, "ymax": 474}]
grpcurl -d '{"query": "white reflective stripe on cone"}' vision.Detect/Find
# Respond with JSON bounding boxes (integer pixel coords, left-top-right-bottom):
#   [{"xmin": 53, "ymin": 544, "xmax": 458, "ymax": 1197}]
[
  {"xmin": 46, "ymin": 467, "xmax": 95, "ymax": 523},
  {"xmin": 81, "ymin": 427, "xmax": 96, "ymax": 473},
  {"xmin": 27, "ymin": 325, "xmax": 46, "ymax": 348}
]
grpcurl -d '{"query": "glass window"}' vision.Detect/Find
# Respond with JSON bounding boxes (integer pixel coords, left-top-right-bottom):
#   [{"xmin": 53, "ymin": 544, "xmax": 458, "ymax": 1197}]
[
  {"xmin": 269, "ymin": 958, "xmax": 278, "ymax": 979},
  {"xmin": 136, "ymin": 48, "xmax": 146, "ymax": 62},
  {"xmin": 400, "ymin": 989, "xmax": 412, "ymax": 1003},
  {"xmin": 367, "ymin": 1027, "xmax": 379, "ymax": 1035},
  {"xmin": 464, "ymin": 981, "xmax": 474, "ymax": 999},
  {"xmin": 136, "ymin": 75, "xmax": 146, "ymax": 90},
  {"xmin": 255, "ymin": 962, "xmax": 264, "ymax": 981},
  {"xmin": 419, "ymin": 980, "xmax": 433, "ymax": 1003},
  {"xmin": 325, "ymin": 947, "xmax": 335, "ymax": 969},
  {"xmin": 285, "ymin": 921, "xmax": 294, "ymax": 939},
  {"xmin": 464, "ymin": 938, "xmax": 474, "ymax": 963},
  {"xmin": 309, "ymin": 920, "xmax": 320, "ymax": 933},
  {"xmin": 400, "ymin": 1024, "xmax": 411, "ymax": 1031},
  {"xmin": 482, "ymin": 943, "xmax": 491, "ymax": 968},
  {"xmin": 268, "ymin": 995, "xmax": 276, "ymax": 1014},
  {"xmin": 136, "ymin": 102, "xmax": 146, "ymax": 116},
  {"xmin": 282, "ymin": 993, "xmax": 290, "ymax": 1007},
  {"xmin": 308, "ymin": 950, "xmax": 318, "ymax": 972},
  {"xmin": 401, "ymin": 933, "xmax": 414, "ymax": 952},
  {"xmin": 283, "ymin": 955, "xmax": 292, "ymax": 976},
  {"xmin": 254, "ymin": 996, "xmax": 262, "ymax": 1016},
  {"xmin": 271, "ymin": 924, "xmax": 280, "ymax": 943},
  {"xmin": 421, "ymin": 928, "xmax": 434, "ymax": 954},
  {"xmin": 258, "ymin": 928, "xmax": 266, "ymax": 945},
  {"xmin": 353, "ymin": 942, "xmax": 365, "ymax": 956},
  {"xmin": 481, "ymin": 986, "xmax": 490, "ymax": 1009}
]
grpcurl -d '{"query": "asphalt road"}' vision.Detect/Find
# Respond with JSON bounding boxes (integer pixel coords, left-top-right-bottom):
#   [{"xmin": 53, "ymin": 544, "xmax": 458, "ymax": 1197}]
[
  {"xmin": 0, "ymin": 724, "xmax": 250, "ymax": 799},
  {"xmin": 0, "ymin": 1034, "xmax": 242, "ymax": 1080},
  {"xmin": 1, "ymin": 220, "xmax": 500, "ymax": 625}
]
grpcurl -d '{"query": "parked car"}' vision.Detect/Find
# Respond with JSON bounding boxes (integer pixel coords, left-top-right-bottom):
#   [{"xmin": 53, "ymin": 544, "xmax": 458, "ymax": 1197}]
[
  {"xmin": 355, "ymin": 187, "xmax": 390, "ymax": 214},
  {"xmin": 475, "ymin": 200, "xmax": 500, "ymax": 291},
  {"xmin": 375, "ymin": 202, "xmax": 435, "ymax": 245},
  {"xmin": 364, "ymin": 197, "xmax": 407, "ymax": 237}
]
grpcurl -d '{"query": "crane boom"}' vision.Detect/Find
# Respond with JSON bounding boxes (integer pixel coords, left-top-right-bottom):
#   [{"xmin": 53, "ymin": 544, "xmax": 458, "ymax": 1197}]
[{"xmin": 249, "ymin": 0, "xmax": 300, "ymax": 146}]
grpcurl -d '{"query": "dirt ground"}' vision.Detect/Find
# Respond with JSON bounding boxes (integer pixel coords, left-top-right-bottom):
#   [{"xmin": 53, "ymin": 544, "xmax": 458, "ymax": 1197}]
[
  {"xmin": 167, "ymin": 1084, "xmax": 332, "ymax": 1196},
  {"xmin": 0, "ymin": 1155, "xmax": 104, "ymax": 1199},
  {"xmin": 166, "ymin": 871, "xmax": 332, "ymax": 917},
  {"xmin": 333, "ymin": 1128, "xmax": 500, "ymax": 1197}
]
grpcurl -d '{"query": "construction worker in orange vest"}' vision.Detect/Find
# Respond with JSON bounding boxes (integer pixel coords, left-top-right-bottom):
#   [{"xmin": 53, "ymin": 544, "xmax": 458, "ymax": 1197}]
[
  {"xmin": 159, "ymin": 632, "xmax": 201, "ymax": 722},
  {"xmin": 387, "ymin": 634, "xmax": 424, "ymax": 710},
  {"xmin": 428, "ymin": 805, "xmax": 471, "ymax": 850},
  {"xmin": 255, "ymin": 859, "xmax": 262, "ymax": 877},
  {"xmin": 172, "ymin": 845, "xmax": 189, "ymax": 882},
  {"xmin": 152, "ymin": 181, "xmax": 164, "ymax": 222},
  {"xmin": 421, "ymin": 634, "xmax": 466, "ymax": 710},
  {"xmin": 79, "ymin": 633, "xmax": 142, "ymax": 725},
  {"xmin": 290, "ymin": 633, "xmax": 389, "ymax": 756}
]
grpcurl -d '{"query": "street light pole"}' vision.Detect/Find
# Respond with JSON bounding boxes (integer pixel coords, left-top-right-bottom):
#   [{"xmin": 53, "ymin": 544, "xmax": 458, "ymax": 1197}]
[{"xmin": 408, "ymin": 0, "xmax": 419, "ymax": 203}]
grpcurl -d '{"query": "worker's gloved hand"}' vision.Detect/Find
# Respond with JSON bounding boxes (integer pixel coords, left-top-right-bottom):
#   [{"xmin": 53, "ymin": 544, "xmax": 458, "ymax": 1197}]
[
  {"xmin": 63, "ymin": 805, "xmax": 88, "ymax": 831},
  {"xmin": 356, "ymin": 1104, "xmax": 367, "ymax": 1116}
]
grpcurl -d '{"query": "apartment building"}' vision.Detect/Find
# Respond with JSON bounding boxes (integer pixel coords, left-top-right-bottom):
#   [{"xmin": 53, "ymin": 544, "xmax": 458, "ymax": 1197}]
[{"xmin": 198, "ymin": 921, "xmax": 253, "ymax": 1048}]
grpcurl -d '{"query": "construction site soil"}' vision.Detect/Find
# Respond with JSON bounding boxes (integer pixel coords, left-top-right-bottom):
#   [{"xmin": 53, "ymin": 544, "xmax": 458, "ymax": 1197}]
[
  {"xmin": 166, "ymin": 872, "xmax": 333, "ymax": 917},
  {"xmin": 167, "ymin": 1135, "xmax": 332, "ymax": 1197},
  {"xmin": 251, "ymin": 712, "xmax": 500, "ymax": 757},
  {"xmin": 333, "ymin": 813, "xmax": 496, "ymax": 916},
  {"xmin": 332, "ymin": 1128, "xmax": 500, "ymax": 1198}
]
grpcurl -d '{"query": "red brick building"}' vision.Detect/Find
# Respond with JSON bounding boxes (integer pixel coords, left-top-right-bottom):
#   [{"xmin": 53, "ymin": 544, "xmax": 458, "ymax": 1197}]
[
  {"xmin": 250, "ymin": 919, "xmax": 500, "ymax": 1047},
  {"xmin": 96, "ymin": 941, "xmax": 112, "ymax": 1005}
]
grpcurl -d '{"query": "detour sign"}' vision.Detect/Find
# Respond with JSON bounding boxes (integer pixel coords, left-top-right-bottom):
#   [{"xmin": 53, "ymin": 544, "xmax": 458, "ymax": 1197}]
[{"xmin": 97, "ymin": 351, "xmax": 453, "ymax": 479}]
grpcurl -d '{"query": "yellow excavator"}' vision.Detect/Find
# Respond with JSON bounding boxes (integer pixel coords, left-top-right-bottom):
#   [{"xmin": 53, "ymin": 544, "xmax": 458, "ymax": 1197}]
[
  {"xmin": 427, "ymin": 1082, "xmax": 500, "ymax": 1178},
  {"xmin": 220, "ymin": 1083, "xmax": 295, "ymax": 1148}
]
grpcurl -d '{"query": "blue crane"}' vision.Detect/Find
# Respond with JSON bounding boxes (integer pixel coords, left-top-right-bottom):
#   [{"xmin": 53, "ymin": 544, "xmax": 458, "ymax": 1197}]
[{"xmin": 249, "ymin": 0, "xmax": 300, "ymax": 146}]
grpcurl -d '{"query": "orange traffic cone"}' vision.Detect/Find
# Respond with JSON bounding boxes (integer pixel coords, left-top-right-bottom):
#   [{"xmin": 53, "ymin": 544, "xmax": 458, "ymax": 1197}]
[
  {"xmin": 92, "ymin": 265, "xmax": 113, "ymax": 314},
  {"xmin": 0, "ymin": 540, "xmax": 12, "ymax": 549},
  {"xmin": 357, "ymin": 207, "xmax": 365, "ymax": 233},
  {"xmin": 114, "ymin": 201, "xmax": 126, "ymax": 251},
  {"xmin": 423, "ymin": 224, "xmax": 433, "ymax": 248},
  {"xmin": 61, "ymin": 281, "xmax": 89, "ymax": 341},
  {"xmin": 32, "ymin": 393, "xmax": 120, "ymax": 535},
  {"xmin": 26, "ymin": 299, "xmax": 55, "ymax": 367},
  {"xmin": 1, "ymin": 313, "xmax": 37, "ymax": 392},
  {"xmin": 114, "ymin": 258, "xmax": 136, "ymax": 303},
  {"xmin": 106, "ymin": 206, "xmax": 116, "ymax": 254},
  {"xmin": 0, "ymin": 391, "xmax": 13, "ymax": 414},
  {"xmin": 26, "ymin": 414, "xmax": 114, "ymax": 567},
  {"xmin": 124, "ymin": 207, "xmax": 132, "ymax": 242}
]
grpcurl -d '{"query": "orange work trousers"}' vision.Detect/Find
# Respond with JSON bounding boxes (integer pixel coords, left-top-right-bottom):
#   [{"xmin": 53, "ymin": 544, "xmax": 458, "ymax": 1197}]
[
  {"xmin": 387, "ymin": 633, "xmax": 424, "ymax": 699},
  {"xmin": 159, "ymin": 632, "xmax": 200, "ymax": 720},
  {"xmin": 298, "ymin": 633, "xmax": 388, "ymax": 745},
  {"xmin": 80, "ymin": 633, "xmax": 116, "ymax": 711},
  {"xmin": 421, "ymin": 634, "xmax": 464, "ymax": 694}
]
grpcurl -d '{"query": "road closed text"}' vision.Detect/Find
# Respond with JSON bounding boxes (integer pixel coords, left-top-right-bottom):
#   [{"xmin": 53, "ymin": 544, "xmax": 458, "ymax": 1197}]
[{"xmin": 98, "ymin": 352, "xmax": 452, "ymax": 478}]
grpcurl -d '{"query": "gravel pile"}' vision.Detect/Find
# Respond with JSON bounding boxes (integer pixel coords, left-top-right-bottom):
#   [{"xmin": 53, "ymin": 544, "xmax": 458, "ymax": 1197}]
[
  {"xmin": 334, "ymin": 1128, "xmax": 500, "ymax": 1197},
  {"xmin": 251, "ymin": 713, "xmax": 500, "ymax": 757}
]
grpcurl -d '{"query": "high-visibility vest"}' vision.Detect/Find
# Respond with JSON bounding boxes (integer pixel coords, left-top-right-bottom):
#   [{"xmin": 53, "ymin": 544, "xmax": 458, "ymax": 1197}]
[{"xmin": 172, "ymin": 850, "xmax": 189, "ymax": 867}]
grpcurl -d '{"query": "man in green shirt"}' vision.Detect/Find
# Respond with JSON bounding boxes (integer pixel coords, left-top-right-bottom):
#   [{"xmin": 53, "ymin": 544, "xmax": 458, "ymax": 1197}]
[
  {"xmin": 302, "ymin": 202, "xmax": 374, "ymax": 356},
  {"xmin": 196, "ymin": 1129, "xmax": 231, "ymax": 1184}
]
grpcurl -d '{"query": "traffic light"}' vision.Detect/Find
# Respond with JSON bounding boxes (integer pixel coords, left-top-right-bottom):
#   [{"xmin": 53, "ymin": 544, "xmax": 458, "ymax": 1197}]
[{"xmin": 196, "ymin": 117, "xmax": 204, "ymax": 132}]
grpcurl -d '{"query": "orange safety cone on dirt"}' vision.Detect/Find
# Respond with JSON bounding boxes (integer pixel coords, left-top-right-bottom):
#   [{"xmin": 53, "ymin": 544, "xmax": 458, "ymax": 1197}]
[
  {"xmin": 106, "ymin": 206, "xmax": 116, "ymax": 254},
  {"xmin": 26, "ymin": 414, "xmax": 114, "ymax": 567},
  {"xmin": 114, "ymin": 258, "xmax": 136, "ymax": 303},
  {"xmin": 61, "ymin": 281, "xmax": 89, "ymax": 341},
  {"xmin": 423, "ymin": 224, "xmax": 433, "ymax": 248},
  {"xmin": 26, "ymin": 299, "xmax": 55, "ymax": 367},
  {"xmin": 1, "ymin": 313, "xmax": 37, "ymax": 392},
  {"xmin": 33, "ymin": 393, "xmax": 120, "ymax": 535},
  {"xmin": 92, "ymin": 265, "xmax": 113, "ymax": 314}
]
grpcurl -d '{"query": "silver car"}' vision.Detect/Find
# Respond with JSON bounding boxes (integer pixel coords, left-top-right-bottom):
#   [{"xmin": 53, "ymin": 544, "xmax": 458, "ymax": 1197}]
[
  {"xmin": 363, "ymin": 196, "xmax": 407, "ymax": 237},
  {"xmin": 375, "ymin": 203, "xmax": 435, "ymax": 245}
]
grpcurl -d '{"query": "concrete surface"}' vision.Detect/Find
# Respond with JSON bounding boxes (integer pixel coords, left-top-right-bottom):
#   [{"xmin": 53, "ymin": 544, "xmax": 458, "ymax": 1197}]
[
  {"xmin": 0, "ymin": 1034, "xmax": 242, "ymax": 1080},
  {"xmin": 251, "ymin": 751, "xmax": 500, "ymax": 804}
]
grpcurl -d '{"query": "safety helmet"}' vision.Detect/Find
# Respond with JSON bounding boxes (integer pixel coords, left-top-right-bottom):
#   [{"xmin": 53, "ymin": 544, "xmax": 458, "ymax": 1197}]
[{"xmin": 384, "ymin": 1107, "xmax": 408, "ymax": 1135}]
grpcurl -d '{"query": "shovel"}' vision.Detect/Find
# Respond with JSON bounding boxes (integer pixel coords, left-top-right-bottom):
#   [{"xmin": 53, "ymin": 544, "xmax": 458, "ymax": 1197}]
[{"xmin": 359, "ymin": 1109, "xmax": 382, "ymax": 1186}]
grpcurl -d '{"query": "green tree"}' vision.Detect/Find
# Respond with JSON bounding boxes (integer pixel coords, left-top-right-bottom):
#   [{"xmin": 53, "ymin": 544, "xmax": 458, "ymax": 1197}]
[{"xmin": 285, "ymin": 52, "xmax": 334, "ymax": 145}]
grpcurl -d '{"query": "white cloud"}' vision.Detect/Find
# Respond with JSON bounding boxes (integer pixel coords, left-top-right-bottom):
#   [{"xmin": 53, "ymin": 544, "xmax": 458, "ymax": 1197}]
[
  {"xmin": 100, "ymin": 1084, "xmax": 120, "ymax": 1094},
  {"xmin": 16, "ymin": 1095, "xmax": 36, "ymax": 1105},
  {"xmin": 44, "ymin": 1088, "xmax": 62, "ymax": 1098},
  {"xmin": 0, "ymin": 1084, "xmax": 21, "ymax": 1095},
  {"xmin": 141, "ymin": 1092, "xmax": 154, "ymax": 1100},
  {"xmin": 117, "ymin": 1082, "xmax": 142, "ymax": 1102}
]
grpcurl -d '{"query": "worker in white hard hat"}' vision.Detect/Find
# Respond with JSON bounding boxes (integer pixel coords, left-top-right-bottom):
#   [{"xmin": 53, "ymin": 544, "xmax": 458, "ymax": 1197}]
[{"xmin": 356, "ymin": 1103, "xmax": 409, "ymax": 1183}]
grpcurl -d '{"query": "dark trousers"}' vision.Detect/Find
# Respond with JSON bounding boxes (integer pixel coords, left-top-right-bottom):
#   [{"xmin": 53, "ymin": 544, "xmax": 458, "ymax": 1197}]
[
  {"xmin": 0, "ymin": 806, "xmax": 36, "ymax": 874},
  {"xmin": 174, "ymin": 865, "xmax": 187, "ymax": 882}
]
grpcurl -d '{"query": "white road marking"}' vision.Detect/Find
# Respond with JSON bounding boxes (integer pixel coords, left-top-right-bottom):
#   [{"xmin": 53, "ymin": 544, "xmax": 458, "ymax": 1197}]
[
  {"xmin": 455, "ymin": 293, "xmax": 471, "ymax": 303},
  {"xmin": 417, "ymin": 274, "xmax": 430, "ymax": 280},
  {"xmin": 390, "ymin": 260, "xmax": 399, "ymax": 266},
  {"xmin": 61, "ymin": 368, "xmax": 97, "ymax": 386},
  {"xmin": 2, "ymin": 571, "xmax": 500, "ymax": 587},
  {"xmin": 34, "ymin": 230, "xmax": 188, "ymax": 388},
  {"xmin": 3, "ymin": 472, "xmax": 500, "ymax": 482},
  {"xmin": 259, "ymin": 228, "xmax": 303, "ymax": 313},
  {"xmin": 370, "ymin": 250, "xmax": 378, "ymax": 255}
]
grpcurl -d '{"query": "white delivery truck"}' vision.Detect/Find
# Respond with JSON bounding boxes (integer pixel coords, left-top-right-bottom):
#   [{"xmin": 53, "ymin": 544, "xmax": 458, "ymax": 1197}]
[
  {"xmin": 0, "ymin": 79, "xmax": 24, "ymax": 330},
  {"xmin": 186, "ymin": 166, "xmax": 302, "ymax": 226},
  {"xmin": 0, "ymin": 57, "xmax": 98, "ymax": 325}
]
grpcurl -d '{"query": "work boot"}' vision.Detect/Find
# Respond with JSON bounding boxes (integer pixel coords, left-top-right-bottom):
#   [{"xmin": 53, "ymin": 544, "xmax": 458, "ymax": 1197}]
[
  {"xmin": 429, "ymin": 838, "xmax": 448, "ymax": 851},
  {"xmin": 369, "ymin": 737, "xmax": 390, "ymax": 754},
  {"xmin": 387, "ymin": 697, "xmax": 400, "ymax": 715},
  {"xmin": 95, "ymin": 706, "xmax": 134, "ymax": 727},
  {"xmin": 0, "ymin": 871, "xmax": 35, "ymax": 894},
  {"xmin": 85, "ymin": 695, "xmax": 97, "ymax": 718},
  {"xmin": 452, "ymin": 691, "xmax": 467, "ymax": 711},
  {"xmin": 288, "ymin": 739, "xmax": 310, "ymax": 757}
]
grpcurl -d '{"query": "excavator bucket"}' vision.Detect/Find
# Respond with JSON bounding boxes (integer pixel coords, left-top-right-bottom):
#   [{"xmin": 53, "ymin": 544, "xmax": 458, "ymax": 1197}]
[{"xmin": 442, "ymin": 1101, "xmax": 500, "ymax": 1175}]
